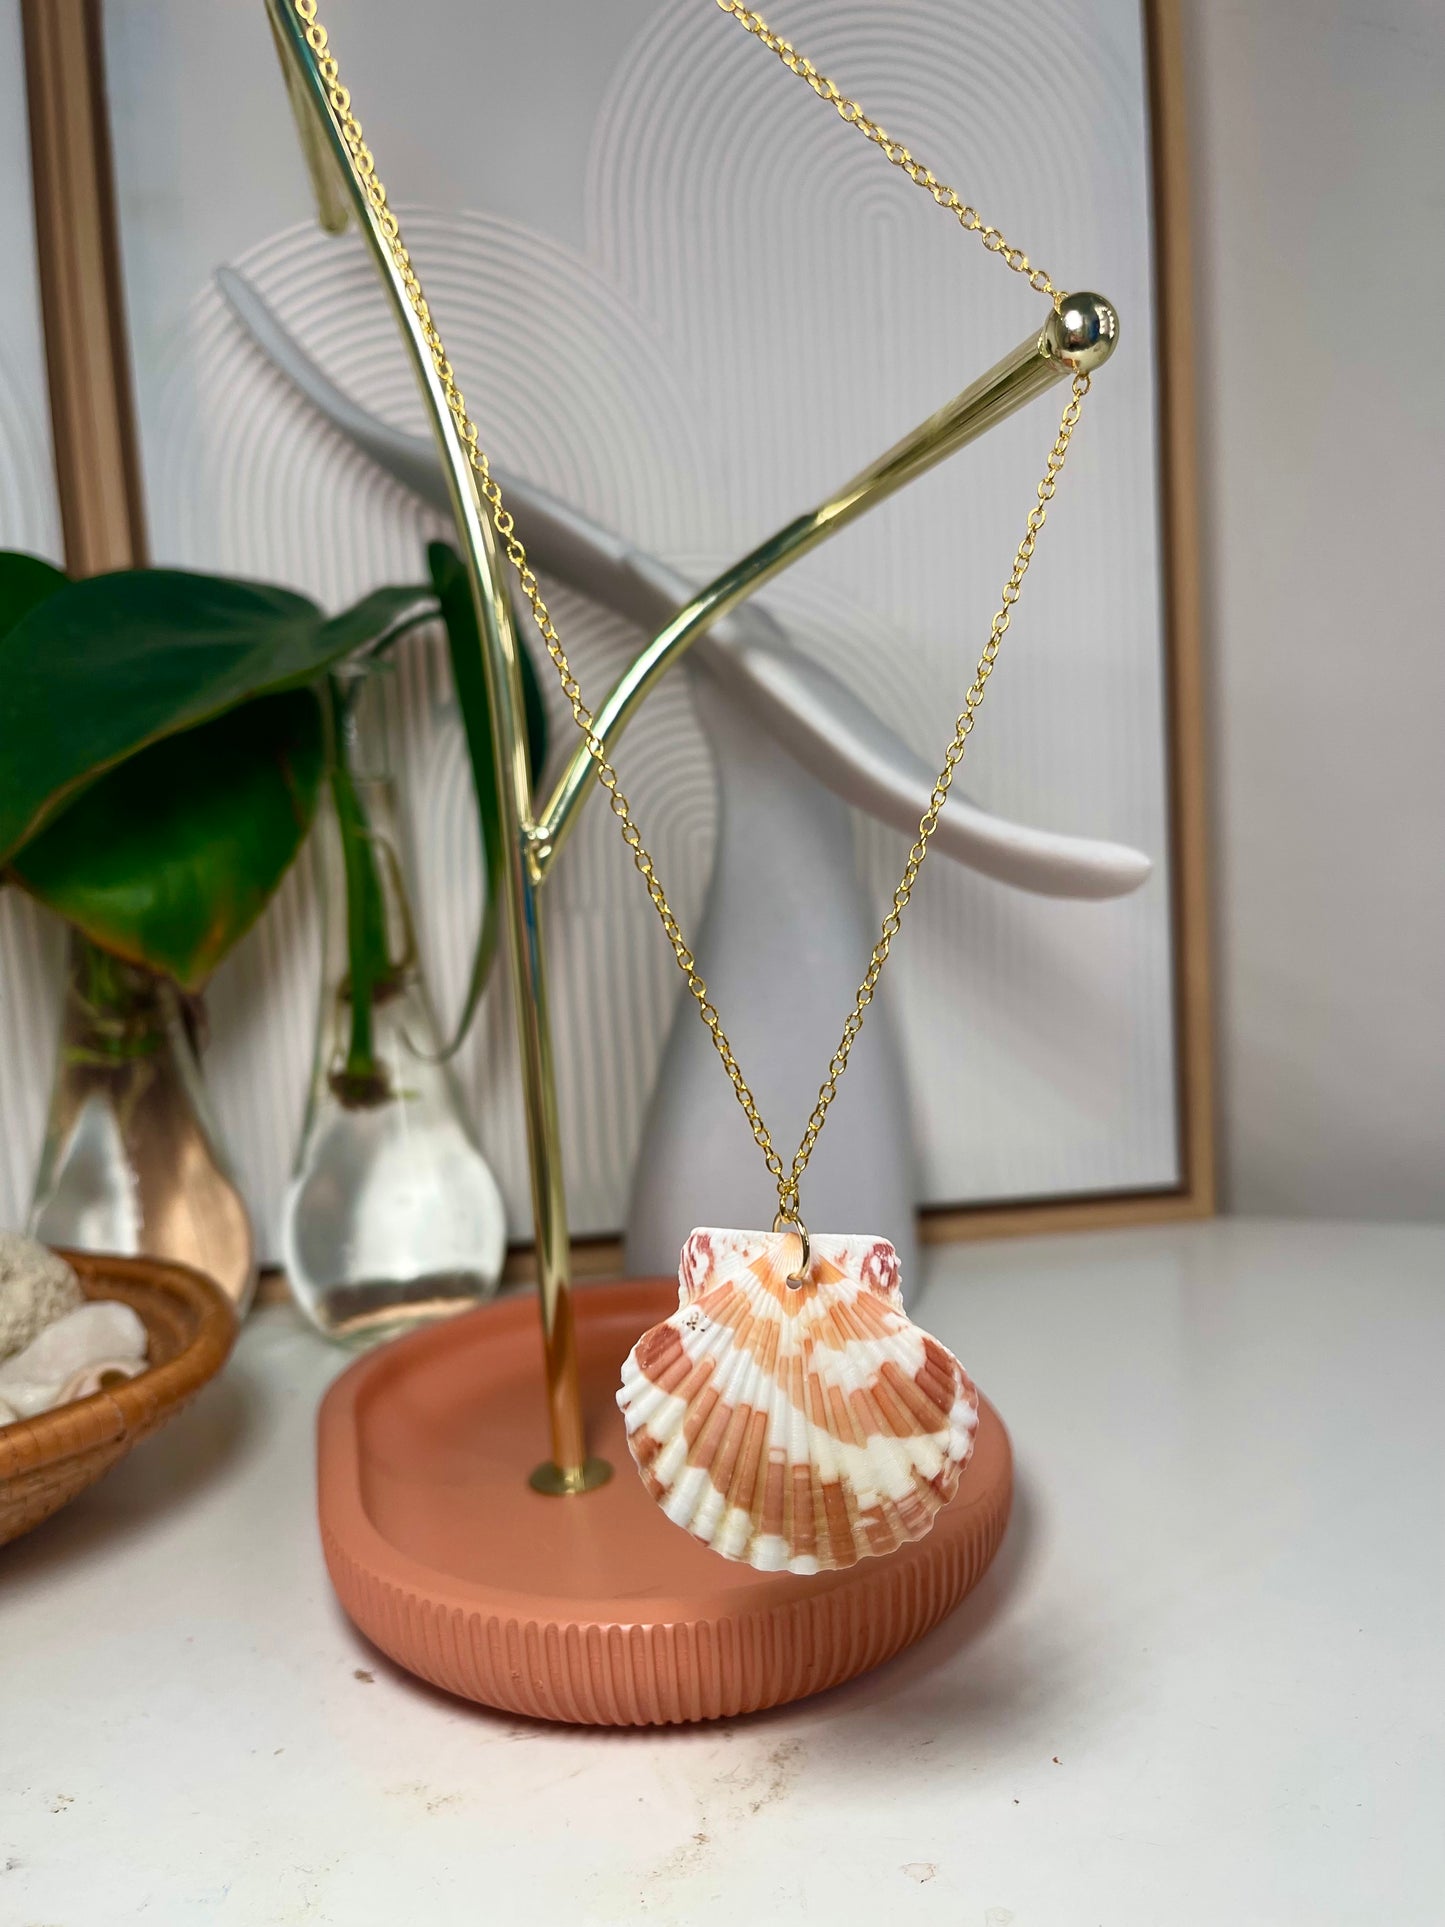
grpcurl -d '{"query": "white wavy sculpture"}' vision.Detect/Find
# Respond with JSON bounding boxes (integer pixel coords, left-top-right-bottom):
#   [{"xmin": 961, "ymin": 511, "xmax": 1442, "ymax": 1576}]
[{"xmin": 218, "ymin": 270, "xmax": 1149, "ymax": 1279}]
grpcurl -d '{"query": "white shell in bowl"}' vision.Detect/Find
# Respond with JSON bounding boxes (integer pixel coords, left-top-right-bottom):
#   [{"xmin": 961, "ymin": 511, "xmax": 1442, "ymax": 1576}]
[{"xmin": 617, "ymin": 1227, "xmax": 978, "ymax": 1574}]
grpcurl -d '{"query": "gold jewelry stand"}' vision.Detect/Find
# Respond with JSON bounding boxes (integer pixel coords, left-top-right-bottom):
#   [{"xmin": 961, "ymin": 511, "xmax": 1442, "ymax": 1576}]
[{"xmin": 268, "ymin": 0, "xmax": 1117, "ymax": 1496}]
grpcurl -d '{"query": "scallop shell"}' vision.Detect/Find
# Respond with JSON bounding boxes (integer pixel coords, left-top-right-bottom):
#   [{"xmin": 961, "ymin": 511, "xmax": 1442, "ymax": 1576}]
[{"xmin": 617, "ymin": 1227, "xmax": 978, "ymax": 1574}]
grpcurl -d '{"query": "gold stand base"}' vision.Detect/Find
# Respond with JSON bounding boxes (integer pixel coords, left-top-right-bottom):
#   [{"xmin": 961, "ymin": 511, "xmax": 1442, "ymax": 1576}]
[{"xmin": 529, "ymin": 1456, "xmax": 614, "ymax": 1496}]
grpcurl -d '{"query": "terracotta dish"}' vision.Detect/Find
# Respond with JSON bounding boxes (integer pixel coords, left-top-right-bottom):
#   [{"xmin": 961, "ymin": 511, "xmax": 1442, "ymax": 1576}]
[
  {"xmin": 0, "ymin": 1249, "xmax": 235, "ymax": 1546},
  {"xmin": 318, "ymin": 1278, "xmax": 1011, "ymax": 1725}
]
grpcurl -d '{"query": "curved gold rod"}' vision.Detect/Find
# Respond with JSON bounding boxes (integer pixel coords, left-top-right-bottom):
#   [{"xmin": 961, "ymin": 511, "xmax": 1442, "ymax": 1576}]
[
  {"xmin": 266, "ymin": 0, "xmax": 1116, "ymax": 1496},
  {"xmin": 531, "ymin": 293, "xmax": 1117, "ymax": 878},
  {"xmin": 266, "ymin": 0, "xmax": 607, "ymax": 1493}
]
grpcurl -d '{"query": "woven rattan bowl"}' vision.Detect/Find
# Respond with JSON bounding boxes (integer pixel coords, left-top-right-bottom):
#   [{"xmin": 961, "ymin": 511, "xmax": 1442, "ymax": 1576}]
[{"xmin": 0, "ymin": 1248, "xmax": 235, "ymax": 1547}]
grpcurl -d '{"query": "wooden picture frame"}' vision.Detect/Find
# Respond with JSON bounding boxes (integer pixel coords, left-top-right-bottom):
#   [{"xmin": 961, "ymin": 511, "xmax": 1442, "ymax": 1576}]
[
  {"xmin": 924, "ymin": 0, "xmax": 1215, "ymax": 1246},
  {"xmin": 21, "ymin": 0, "xmax": 1213, "ymax": 1274},
  {"xmin": 20, "ymin": 0, "xmax": 144, "ymax": 575}
]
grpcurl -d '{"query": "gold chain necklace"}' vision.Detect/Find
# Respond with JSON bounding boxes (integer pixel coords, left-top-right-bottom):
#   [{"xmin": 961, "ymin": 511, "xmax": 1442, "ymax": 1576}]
[{"xmin": 288, "ymin": 0, "xmax": 1092, "ymax": 1262}]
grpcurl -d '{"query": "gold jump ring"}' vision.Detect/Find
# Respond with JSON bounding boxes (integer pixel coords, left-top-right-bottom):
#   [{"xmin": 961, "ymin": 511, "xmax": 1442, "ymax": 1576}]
[{"xmin": 772, "ymin": 1211, "xmax": 811, "ymax": 1288}]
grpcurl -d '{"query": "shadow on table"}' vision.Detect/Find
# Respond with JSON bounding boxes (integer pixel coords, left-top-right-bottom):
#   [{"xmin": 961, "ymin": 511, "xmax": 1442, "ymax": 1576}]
[
  {"xmin": 0, "ymin": 1369, "xmax": 255, "ymax": 1582},
  {"xmin": 336, "ymin": 1456, "xmax": 1070, "ymax": 1772},
  {"xmin": 730, "ymin": 1463, "xmax": 1067, "ymax": 1744}
]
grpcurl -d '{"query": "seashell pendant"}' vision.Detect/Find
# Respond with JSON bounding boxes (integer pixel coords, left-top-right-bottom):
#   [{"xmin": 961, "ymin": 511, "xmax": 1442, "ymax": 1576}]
[{"xmin": 617, "ymin": 1227, "xmax": 979, "ymax": 1574}]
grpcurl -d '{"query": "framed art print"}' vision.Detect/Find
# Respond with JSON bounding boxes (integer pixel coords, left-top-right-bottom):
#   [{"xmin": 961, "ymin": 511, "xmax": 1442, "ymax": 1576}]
[{"xmin": 8, "ymin": 0, "xmax": 1210, "ymax": 1266}]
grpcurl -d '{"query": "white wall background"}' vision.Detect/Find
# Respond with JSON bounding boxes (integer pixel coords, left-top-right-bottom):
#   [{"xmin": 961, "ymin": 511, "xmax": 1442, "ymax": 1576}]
[
  {"xmin": 1180, "ymin": 0, "xmax": 1445, "ymax": 1220},
  {"xmin": 0, "ymin": 0, "xmax": 68, "ymax": 1222}
]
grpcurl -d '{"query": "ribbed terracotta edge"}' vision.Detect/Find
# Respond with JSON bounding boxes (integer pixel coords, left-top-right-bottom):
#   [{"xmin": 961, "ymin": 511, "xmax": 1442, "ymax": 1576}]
[
  {"xmin": 0, "ymin": 1249, "xmax": 235, "ymax": 1545},
  {"xmin": 320, "ymin": 1450, "xmax": 1011, "ymax": 1726}
]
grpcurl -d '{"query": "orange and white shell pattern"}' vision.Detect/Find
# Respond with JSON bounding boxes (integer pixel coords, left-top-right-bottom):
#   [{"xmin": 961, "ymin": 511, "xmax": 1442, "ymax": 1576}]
[{"xmin": 617, "ymin": 1227, "xmax": 978, "ymax": 1574}]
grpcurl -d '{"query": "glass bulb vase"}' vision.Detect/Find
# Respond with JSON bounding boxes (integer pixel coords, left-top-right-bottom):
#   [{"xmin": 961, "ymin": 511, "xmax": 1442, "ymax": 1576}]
[
  {"xmin": 282, "ymin": 669, "xmax": 506, "ymax": 1345},
  {"xmin": 30, "ymin": 933, "xmax": 256, "ymax": 1314}
]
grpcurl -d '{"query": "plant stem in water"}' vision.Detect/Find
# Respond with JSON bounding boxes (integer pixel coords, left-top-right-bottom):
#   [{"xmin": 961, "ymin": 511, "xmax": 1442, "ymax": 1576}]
[{"xmin": 326, "ymin": 679, "xmax": 394, "ymax": 1108}]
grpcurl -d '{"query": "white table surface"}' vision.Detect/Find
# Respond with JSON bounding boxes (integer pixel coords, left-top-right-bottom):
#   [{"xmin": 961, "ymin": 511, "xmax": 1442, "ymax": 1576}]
[{"xmin": 2, "ymin": 1218, "xmax": 1441, "ymax": 1926}]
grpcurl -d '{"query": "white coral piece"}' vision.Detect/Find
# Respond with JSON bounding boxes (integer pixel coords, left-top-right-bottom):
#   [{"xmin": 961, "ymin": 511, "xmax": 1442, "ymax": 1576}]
[{"xmin": 0, "ymin": 1232, "xmax": 84, "ymax": 1365}]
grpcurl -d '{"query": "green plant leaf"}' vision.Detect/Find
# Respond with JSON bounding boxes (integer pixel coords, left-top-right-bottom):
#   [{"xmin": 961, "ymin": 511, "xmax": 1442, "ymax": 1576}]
[
  {"xmin": 0, "ymin": 568, "xmax": 433, "ymax": 861},
  {"xmin": 0, "ymin": 550, "xmax": 67, "ymax": 640},
  {"xmin": 427, "ymin": 541, "xmax": 549, "ymax": 1059},
  {"xmin": 8, "ymin": 689, "xmax": 324, "ymax": 990}
]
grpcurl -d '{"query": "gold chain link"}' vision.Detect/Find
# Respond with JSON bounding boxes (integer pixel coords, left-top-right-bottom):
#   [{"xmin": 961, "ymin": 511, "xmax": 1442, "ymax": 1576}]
[
  {"xmin": 714, "ymin": 0, "xmax": 1062, "ymax": 301},
  {"xmin": 290, "ymin": 0, "xmax": 1090, "ymax": 1230}
]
